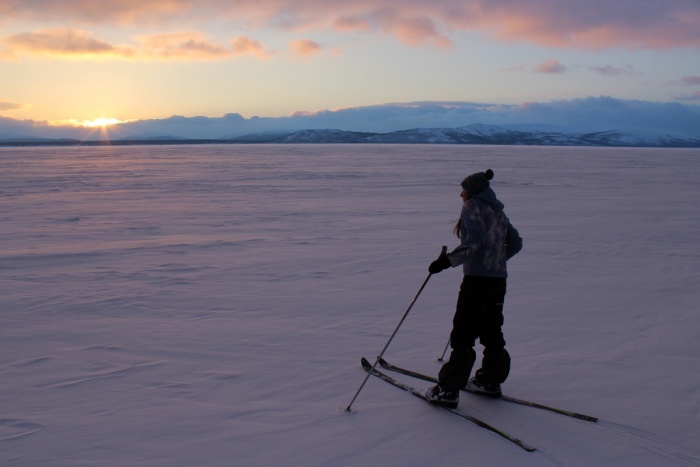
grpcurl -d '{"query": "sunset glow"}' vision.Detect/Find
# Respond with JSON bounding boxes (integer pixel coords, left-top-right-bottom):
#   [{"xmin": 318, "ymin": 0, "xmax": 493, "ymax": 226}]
[
  {"xmin": 0, "ymin": 0, "xmax": 698, "ymax": 138},
  {"xmin": 81, "ymin": 118, "xmax": 122, "ymax": 128}
]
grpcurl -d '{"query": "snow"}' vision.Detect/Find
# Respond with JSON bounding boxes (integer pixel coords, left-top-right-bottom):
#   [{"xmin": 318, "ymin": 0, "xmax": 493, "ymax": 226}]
[
  {"xmin": 240, "ymin": 127, "xmax": 700, "ymax": 146},
  {"xmin": 2, "ymin": 144, "xmax": 700, "ymax": 466},
  {"xmin": 459, "ymin": 124, "xmax": 509, "ymax": 137}
]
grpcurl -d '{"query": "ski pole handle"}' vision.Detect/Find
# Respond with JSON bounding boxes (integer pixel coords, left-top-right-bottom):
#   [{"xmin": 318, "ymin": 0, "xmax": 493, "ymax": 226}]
[{"xmin": 428, "ymin": 245, "xmax": 449, "ymax": 275}]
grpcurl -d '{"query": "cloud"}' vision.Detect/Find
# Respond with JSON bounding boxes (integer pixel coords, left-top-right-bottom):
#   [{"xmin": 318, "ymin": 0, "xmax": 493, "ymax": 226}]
[
  {"xmin": 677, "ymin": 76, "xmax": 700, "ymax": 86},
  {"xmin": 136, "ymin": 32, "xmax": 232, "ymax": 60},
  {"xmin": 674, "ymin": 90, "xmax": 700, "ymax": 102},
  {"xmin": 231, "ymin": 35, "xmax": 272, "ymax": 59},
  {"xmin": 374, "ymin": 12, "xmax": 452, "ymax": 48},
  {"xmin": 0, "ymin": 28, "xmax": 272, "ymax": 61},
  {"xmin": 3, "ymin": 97, "xmax": 699, "ymax": 140},
  {"xmin": 1, "ymin": 1, "xmax": 698, "ymax": 50},
  {"xmin": 686, "ymin": 91, "xmax": 700, "ymax": 101},
  {"xmin": 289, "ymin": 39, "xmax": 322, "ymax": 58},
  {"xmin": 670, "ymin": 76, "xmax": 700, "ymax": 98},
  {"xmin": 1, "ymin": 28, "xmax": 133, "ymax": 59},
  {"xmin": 589, "ymin": 65, "xmax": 633, "ymax": 76},
  {"xmin": 534, "ymin": 59, "xmax": 567, "ymax": 74},
  {"xmin": 0, "ymin": 100, "xmax": 25, "ymax": 111},
  {"xmin": 0, "ymin": 0, "xmax": 191, "ymax": 26},
  {"xmin": 333, "ymin": 15, "xmax": 371, "ymax": 32},
  {"xmin": 505, "ymin": 97, "xmax": 700, "ymax": 134},
  {"xmin": 120, "ymin": 97, "xmax": 700, "ymax": 136},
  {"xmin": 451, "ymin": 0, "xmax": 700, "ymax": 49}
]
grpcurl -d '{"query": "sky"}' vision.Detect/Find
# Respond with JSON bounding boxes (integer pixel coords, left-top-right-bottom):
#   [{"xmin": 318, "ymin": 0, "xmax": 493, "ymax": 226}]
[{"xmin": 1, "ymin": 0, "xmax": 699, "ymax": 139}]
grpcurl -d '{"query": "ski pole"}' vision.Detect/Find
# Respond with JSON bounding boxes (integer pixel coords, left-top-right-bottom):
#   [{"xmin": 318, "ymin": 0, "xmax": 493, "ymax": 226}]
[
  {"xmin": 437, "ymin": 338, "xmax": 450, "ymax": 362},
  {"xmin": 344, "ymin": 246, "xmax": 446, "ymax": 412}
]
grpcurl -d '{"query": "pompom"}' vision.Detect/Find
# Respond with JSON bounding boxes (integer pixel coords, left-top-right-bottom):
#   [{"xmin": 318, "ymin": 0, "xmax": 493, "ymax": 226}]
[{"xmin": 485, "ymin": 169, "xmax": 494, "ymax": 180}]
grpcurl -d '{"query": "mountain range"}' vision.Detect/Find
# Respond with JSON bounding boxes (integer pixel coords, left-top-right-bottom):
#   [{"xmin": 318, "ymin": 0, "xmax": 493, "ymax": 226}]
[{"xmin": 2, "ymin": 124, "xmax": 699, "ymax": 148}]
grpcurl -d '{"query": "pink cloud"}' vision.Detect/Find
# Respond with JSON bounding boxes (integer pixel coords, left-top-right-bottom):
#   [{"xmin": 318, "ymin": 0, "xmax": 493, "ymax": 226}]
[
  {"xmin": 0, "ymin": 0, "xmax": 192, "ymax": 26},
  {"xmin": 1, "ymin": 28, "xmax": 133, "ymax": 59},
  {"xmin": 289, "ymin": 39, "xmax": 322, "ymax": 58},
  {"xmin": 678, "ymin": 76, "xmax": 700, "ymax": 86},
  {"xmin": 534, "ymin": 59, "xmax": 566, "ymax": 74},
  {"xmin": 454, "ymin": 1, "xmax": 700, "ymax": 49},
  {"xmin": 230, "ymin": 35, "xmax": 272, "ymax": 59},
  {"xmin": 0, "ymin": 28, "xmax": 268, "ymax": 61},
  {"xmin": 333, "ymin": 15, "xmax": 370, "ymax": 32},
  {"xmin": 137, "ymin": 32, "xmax": 232, "ymax": 60},
  {"xmin": 381, "ymin": 15, "xmax": 452, "ymax": 48},
  {"xmin": 1, "ymin": 1, "xmax": 698, "ymax": 50}
]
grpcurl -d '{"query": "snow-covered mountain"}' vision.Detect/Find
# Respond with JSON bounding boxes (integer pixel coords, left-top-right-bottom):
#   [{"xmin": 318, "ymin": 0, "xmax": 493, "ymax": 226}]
[
  {"xmin": 270, "ymin": 129, "xmax": 379, "ymax": 144},
  {"xmin": 263, "ymin": 125, "xmax": 700, "ymax": 147},
  {"xmin": 3, "ymin": 124, "xmax": 699, "ymax": 147}
]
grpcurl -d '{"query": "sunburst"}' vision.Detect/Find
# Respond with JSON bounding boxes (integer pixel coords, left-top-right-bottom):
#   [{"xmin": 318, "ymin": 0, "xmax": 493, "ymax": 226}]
[
  {"xmin": 75, "ymin": 117, "xmax": 125, "ymax": 142},
  {"xmin": 82, "ymin": 117, "xmax": 122, "ymax": 128}
]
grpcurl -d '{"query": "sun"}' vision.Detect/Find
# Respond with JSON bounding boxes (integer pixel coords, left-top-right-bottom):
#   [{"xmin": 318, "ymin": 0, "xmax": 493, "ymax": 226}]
[
  {"xmin": 82, "ymin": 117, "xmax": 122, "ymax": 128},
  {"xmin": 73, "ymin": 116, "xmax": 129, "ymax": 142}
]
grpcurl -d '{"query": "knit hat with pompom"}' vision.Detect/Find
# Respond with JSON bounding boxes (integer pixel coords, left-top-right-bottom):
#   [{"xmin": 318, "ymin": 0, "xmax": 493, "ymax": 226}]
[{"xmin": 460, "ymin": 169, "xmax": 494, "ymax": 195}]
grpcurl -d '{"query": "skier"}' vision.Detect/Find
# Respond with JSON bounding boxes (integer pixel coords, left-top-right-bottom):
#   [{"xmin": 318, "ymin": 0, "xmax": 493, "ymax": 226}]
[{"xmin": 425, "ymin": 169, "xmax": 522, "ymax": 409}]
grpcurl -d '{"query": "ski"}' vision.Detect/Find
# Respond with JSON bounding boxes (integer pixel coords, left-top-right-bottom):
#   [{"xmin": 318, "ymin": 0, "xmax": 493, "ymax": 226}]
[
  {"xmin": 377, "ymin": 357, "xmax": 598, "ymax": 423},
  {"xmin": 361, "ymin": 358, "xmax": 536, "ymax": 452}
]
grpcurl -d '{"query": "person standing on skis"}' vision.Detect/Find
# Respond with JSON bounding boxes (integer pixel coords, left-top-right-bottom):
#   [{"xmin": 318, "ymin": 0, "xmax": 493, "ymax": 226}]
[{"xmin": 425, "ymin": 169, "xmax": 522, "ymax": 409}]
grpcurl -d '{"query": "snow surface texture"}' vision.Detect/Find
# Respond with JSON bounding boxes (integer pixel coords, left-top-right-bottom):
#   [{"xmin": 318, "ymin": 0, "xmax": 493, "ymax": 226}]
[{"xmin": 2, "ymin": 144, "xmax": 700, "ymax": 466}]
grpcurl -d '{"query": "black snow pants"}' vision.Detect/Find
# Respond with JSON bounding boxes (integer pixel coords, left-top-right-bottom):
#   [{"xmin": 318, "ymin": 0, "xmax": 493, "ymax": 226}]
[{"xmin": 437, "ymin": 275, "xmax": 511, "ymax": 392}]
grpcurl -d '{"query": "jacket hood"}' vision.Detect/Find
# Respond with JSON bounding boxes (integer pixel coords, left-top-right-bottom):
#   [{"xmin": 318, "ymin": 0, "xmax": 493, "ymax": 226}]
[{"xmin": 472, "ymin": 187, "xmax": 504, "ymax": 211}]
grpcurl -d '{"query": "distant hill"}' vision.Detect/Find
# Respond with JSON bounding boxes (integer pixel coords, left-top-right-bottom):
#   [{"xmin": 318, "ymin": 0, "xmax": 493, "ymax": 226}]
[
  {"xmin": 0, "ymin": 137, "xmax": 81, "ymax": 145},
  {"xmin": 117, "ymin": 134, "xmax": 188, "ymax": 141},
  {"xmin": 238, "ymin": 125, "xmax": 700, "ymax": 147},
  {"xmin": 2, "ymin": 124, "xmax": 699, "ymax": 148},
  {"xmin": 269, "ymin": 129, "xmax": 379, "ymax": 143}
]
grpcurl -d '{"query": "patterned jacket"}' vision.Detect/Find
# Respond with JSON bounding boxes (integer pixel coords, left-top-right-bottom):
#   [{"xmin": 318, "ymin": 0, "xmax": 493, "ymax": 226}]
[{"xmin": 447, "ymin": 187, "xmax": 522, "ymax": 278}]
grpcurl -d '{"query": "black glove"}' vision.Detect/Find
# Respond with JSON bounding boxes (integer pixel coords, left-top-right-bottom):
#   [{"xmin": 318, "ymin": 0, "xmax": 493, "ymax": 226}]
[{"xmin": 429, "ymin": 248, "xmax": 451, "ymax": 274}]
